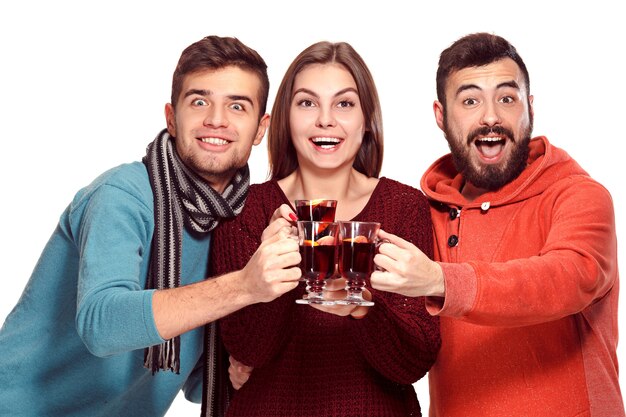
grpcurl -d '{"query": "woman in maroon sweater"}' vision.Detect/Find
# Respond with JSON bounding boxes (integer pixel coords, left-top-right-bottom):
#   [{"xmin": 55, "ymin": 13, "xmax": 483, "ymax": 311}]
[{"xmin": 205, "ymin": 41, "xmax": 440, "ymax": 417}]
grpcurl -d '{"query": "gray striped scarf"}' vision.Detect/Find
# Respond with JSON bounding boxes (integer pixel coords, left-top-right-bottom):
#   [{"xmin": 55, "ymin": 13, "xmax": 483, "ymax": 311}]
[{"xmin": 142, "ymin": 128, "xmax": 249, "ymax": 374}]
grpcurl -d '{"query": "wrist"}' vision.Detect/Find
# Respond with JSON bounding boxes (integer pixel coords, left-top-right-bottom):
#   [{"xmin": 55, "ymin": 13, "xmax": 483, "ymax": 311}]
[
  {"xmin": 211, "ymin": 270, "xmax": 255, "ymax": 310},
  {"xmin": 429, "ymin": 262, "xmax": 446, "ymax": 297}
]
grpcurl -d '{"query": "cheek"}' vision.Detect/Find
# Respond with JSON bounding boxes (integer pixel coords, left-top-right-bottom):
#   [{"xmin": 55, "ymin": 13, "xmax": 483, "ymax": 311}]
[{"xmin": 339, "ymin": 115, "xmax": 365, "ymax": 137}]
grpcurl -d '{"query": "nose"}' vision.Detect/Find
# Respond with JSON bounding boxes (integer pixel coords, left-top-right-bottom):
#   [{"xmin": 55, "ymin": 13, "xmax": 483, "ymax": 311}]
[
  {"xmin": 480, "ymin": 101, "xmax": 502, "ymax": 127},
  {"xmin": 203, "ymin": 105, "xmax": 229, "ymax": 128},
  {"xmin": 315, "ymin": 106, "xmax": 336, "ymax": 128}
]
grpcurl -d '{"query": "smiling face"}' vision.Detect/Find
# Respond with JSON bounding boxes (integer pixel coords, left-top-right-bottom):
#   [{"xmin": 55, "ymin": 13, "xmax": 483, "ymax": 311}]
[
  {"xmin": 434, "ymin": 58, "xmax": 534, "ymax": 192},
  {"xmin": 165, "ymin": 65, "xmax": 269, "ymax": 192},
  {"xmin": 289, "ymin": 63, "xmax": 365, "ymax": 173}
]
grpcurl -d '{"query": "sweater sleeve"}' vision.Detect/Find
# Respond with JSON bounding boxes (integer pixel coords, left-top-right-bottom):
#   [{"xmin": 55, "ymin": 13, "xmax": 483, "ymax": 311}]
[
  {"xmin": 215, "ymin": 188, "xmax": 301, "ymax": 367},
  {"xmin": 350, "ymin": 182, "xmax": 441, "ymax": 384},
  {"xmin": 73, "ymin": 183, "xmax": 163, "ymax": 357},
  {"xmin": 427, "ymin": 178, "xmax": 618, "ymax": 327}
]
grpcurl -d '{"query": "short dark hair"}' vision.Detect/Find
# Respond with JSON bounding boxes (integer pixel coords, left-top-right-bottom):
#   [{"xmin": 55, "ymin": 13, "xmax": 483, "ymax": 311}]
[
  {"xmin": 436, "ymin": 33, "xmax": 530, "ymax": 109},
  {"xmin": 171, "ymin": 36, "xmax": 269, "ymax": 119},
  {"xmin": 268, "ymin": 41, "xmax": 383, "ymax": 180}
]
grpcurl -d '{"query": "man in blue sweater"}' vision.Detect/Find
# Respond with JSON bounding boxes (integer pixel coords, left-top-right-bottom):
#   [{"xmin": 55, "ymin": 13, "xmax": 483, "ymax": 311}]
[{"xmin": 0, "ymin": 36, "xmax": 301, "ymax": 417}]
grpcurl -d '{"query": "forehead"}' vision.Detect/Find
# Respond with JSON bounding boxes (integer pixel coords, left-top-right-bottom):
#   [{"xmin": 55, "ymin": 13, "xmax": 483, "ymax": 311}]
[
  {"xmin": 180, "ymin": 65, "xmax": 262, "ymax": 102},
  {"xmin": 446, "ymin": 58, "xmax": 526, "ymax": 94},
  {"xmin": 293, "ymin": 63, "xmax": 357, "ymax": 92}
]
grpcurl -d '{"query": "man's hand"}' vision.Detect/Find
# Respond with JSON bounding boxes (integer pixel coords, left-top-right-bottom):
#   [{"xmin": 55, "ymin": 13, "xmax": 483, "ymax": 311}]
[
  {"xmin": 152, "ymin": 207, "xmax": 301, "ymax": 340},
  {"xmin": 228, "ymin": 356, "xmax": 253, "ymax": 390},
  {"xmin": 370, "ymin": 229, "xmax": 445, "ymax": 297},
  {"xmin": 240, "ymin": 229, "xmax": 301, "ymax": 304}
]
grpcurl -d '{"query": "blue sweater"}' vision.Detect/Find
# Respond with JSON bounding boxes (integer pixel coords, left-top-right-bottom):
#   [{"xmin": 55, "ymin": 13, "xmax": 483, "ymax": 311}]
[{"xmin": 0, "ymin": 162, "xmax": 210, "ymax": 416}]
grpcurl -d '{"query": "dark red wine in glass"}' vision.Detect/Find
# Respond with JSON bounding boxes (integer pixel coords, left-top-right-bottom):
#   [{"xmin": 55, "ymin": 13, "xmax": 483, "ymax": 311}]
[
  {"xmin": 340, "ymin": 240, "xmax": 376, "ymax": 291},
  {"xmin": 295, "ymin": 199, "xmax": 337, "ymax": 222},
  {"xmin": 296, "ymin": 221, "xmax": 339, "ymax": 305},
  {"xmin": 337, "ymin": 222, "xmax": 379, "ymax": 306}
]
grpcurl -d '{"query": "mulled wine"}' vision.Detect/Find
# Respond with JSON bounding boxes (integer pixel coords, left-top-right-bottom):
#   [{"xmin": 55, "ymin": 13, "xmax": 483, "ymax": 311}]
[
  {"xmin": 295, "ymin": 221, "xmax": 340, "ymax": 305},
  {"xmin": 336, "ymin": 221, "xmax": 379, "ymax": 306},
  {"xmin": 295, "ymin": 199, "xmax": 337, "ymax": 222}
]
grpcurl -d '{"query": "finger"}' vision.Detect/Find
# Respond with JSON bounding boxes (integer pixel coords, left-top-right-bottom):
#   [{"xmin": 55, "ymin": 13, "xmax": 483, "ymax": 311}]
[
  {"xmin": 265, "ymin": 264, "xmax": 302, "ymax": 283},
  {"xmin": 271, "ymin": 204, "xmax": 297, "ymax": 223},
  {"xmin": 237, "ymin": 364, "xmax": 253, "ymax": 373},
  {"xmin": 261, "ymin": 235, "xmax": 300, "ymax": 257},
  {"xmin": 277, "ymin": 225, "xmax": 298, "ymax": 240},
  {"xmin": 280, "ymin": 266, "xmax": 303, "ymax": 283},
  {"xmin": 324, "ymin": 278, "xmax": 347, "ymax": 291},
  {"xmin": 370, "ymin": 270, "xmax": 395, "ymax": 291},
  {"xmin": 320, "ymin": 288, "xmax": 347, "ymax": 301},
  {"xmin": 373, "ymin": 252, "xmax": 399, "ymax": 274},
  {"xmin": 309, "ymin": 303, "xmax": 353, "ymax": 316},
  {"xmin": 278, "ymin": 203, "xmax": 298, "ymax": 223},
  {"xmin": 262, "ymin": 218, "xmax": 294, "ymax": 241},
  {"xmin": 229, "ymin": 356, "xmax": 251, "ymax": 370},
  {"xmin": 350, "ymin": 305, "xmax": 370, "ymax": 319},
  {"xmin": 378, "ymin": 229, "xmax": 413, "ymax": 250}
]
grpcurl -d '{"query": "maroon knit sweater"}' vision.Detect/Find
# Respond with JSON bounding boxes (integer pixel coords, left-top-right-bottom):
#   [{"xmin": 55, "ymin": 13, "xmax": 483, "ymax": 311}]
[{"xmin": 211, "ymin": 178, "xmax": 441, "ymax": 417}]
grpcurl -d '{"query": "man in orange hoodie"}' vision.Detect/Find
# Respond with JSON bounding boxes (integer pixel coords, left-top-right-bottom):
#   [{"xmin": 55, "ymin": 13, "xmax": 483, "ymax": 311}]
[{"xmin": 371, "ymin": 32, "xmax": 624, "ymax": 416}]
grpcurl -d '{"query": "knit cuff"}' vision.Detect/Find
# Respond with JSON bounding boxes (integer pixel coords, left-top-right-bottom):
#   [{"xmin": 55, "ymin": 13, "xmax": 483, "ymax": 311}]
[
  {"xmin": 425, "ymin": 262, "xmax": 476, "ymax": 318},
  {"xmin": 145, "ymin": 289, "xmax": 166, "ymax": 343}
]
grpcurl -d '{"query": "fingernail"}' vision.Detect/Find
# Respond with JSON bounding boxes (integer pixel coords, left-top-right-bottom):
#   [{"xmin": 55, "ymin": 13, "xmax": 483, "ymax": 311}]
[{"xmin": 289, "ymin": 213, "xmax": 298, "ymax": 222}]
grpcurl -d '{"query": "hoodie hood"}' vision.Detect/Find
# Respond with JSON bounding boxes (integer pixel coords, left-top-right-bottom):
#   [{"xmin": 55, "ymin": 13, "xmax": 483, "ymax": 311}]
[{"xmin": 420, "ymin": 136, "xmax": 589, "ymax": 208}]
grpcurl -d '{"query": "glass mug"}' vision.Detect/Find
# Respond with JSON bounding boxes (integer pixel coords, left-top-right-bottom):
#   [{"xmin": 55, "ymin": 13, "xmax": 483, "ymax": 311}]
[
  {"xmin": 294, "ymin": 199, "xmax": 337, "ymax": 222},
  {"xmin": 336, "ymin": 221, "xmax": 380, "ymax": 307},
  {"xmin": 295, "ymin": 221, "xmax": 340, "ymax": 305}
]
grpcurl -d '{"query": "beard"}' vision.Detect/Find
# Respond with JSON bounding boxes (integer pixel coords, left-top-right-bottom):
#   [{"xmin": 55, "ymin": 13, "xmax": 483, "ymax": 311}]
[
  {"xmin": 443, "ymin": 114, "xmax": 533, "ymax": 191},
  {"xmin": 177, "ymin": 145, "xmax": 250, "ymax": 186}
]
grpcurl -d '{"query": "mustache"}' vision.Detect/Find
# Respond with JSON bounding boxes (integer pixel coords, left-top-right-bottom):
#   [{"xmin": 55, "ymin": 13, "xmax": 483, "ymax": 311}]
[{"xmin": 467, "ymin": 126, "xmax": 515, "ymax": 145}]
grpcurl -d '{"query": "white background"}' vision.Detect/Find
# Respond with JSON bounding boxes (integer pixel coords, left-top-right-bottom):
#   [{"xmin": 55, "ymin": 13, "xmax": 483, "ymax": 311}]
[{"xmin": 1, "ymin": 1, "xmax": 624, "ymax": 414}]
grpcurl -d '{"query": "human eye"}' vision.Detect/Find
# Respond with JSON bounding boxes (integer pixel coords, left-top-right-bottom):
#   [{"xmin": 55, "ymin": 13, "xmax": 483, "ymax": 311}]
[
  {"xmin": 337, "ymin": 99, "xmax": 356, "ymax": 109},
  {"xmin": 296, "ymin": 99, "xmax": 315, "ymax": 108},
  {"xmin": 499, "ymin": 95, "xmax": 515, "ymax": 104},
  {"xmin": 230, "ymin": 102, "xmax": 246, "ymax": 111},
  {"xmin": 462, "ymin": 97, "xmax": 478, "ymax": 106},
  {"xmin": 191, "ymin": 98, "xmax": 207, "ymax": 106}
]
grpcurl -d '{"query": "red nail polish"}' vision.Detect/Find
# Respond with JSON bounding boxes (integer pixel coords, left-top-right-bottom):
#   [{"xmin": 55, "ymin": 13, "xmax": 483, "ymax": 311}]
[{"xmin": 289, "ymin": 213, "xmax": 298, "ymax": 222}]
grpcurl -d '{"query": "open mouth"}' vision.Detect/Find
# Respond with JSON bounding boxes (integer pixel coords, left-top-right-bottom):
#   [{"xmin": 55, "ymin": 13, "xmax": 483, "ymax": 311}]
[
  {"xmin": 310, "ymin": 137, "xmax": 342, "ymax": 150},
  {"xmin": 474, "ymin": 136, "xmax": 506, "ymax": 159}
]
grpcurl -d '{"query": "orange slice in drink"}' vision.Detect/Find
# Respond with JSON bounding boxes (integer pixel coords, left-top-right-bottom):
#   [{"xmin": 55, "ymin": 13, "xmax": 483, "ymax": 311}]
[
  {"xmin": 343, "ymin": 235, "xmax": 369, "ymax": 243},
  {"xmin": 302, "ymin": 239, "xmax": 319, "ymax": 247},
  {"xmin": 308, "ymin": 198, "xmax": 326, "ymax": 207},
  {"xmin": 316, "ymin": 235, "xmax": 336, "ymax": 246}
]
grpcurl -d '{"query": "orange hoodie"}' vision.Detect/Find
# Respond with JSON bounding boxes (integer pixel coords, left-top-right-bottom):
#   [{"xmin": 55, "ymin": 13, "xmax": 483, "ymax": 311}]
[{"xmin": 421, "ymin": 137, "xmax": 623, "ymax": 416}]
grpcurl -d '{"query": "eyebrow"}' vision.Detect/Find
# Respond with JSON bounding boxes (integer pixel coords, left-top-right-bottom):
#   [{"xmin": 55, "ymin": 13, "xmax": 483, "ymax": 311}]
[
  {"xmin": 455, "ymin": 80, "xmax": 520, "ymax": 97},
  {"xmin": 183, "ymin": 89, "xmax": 255, "ymax": 107},
  {"xmin": 292, "ymin": 87, "xmax": 359, "ymax": 98}
]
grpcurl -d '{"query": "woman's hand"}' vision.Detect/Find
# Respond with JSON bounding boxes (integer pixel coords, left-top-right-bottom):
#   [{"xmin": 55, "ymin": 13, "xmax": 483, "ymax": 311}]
[
  {"xmin": 261, "ymin": 204, "xmax": 297, "ymax": 242},
  {"xmin": 308, "ymin": 278, "xmax": 371, "ymax": 319}
]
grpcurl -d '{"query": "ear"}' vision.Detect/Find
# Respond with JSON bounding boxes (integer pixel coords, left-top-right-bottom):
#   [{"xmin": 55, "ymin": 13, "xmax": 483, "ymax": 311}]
[
  {"xmin": 165, "ymin": 103, "xmax": 176, "ymax": 137},
  {"xmin": 433, "ymin": 100, "xmax": 445, "ymax": 132},
  {"xmin": 253, "ymin": 113, "xmax": 270, "ymax": 146},
  {"xmin": 528, "ymin": 94, "xmax": 534, "ymax": 120}
]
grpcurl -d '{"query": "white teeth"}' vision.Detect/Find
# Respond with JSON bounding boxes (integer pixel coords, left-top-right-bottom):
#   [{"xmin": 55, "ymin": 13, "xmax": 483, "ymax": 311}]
[
  {"xmin": 200, "ymin": 137, "xmax": 229, "ymax": 145},
  {"xmin": 311, "ymin": 137, "xmax": 341, "ymax": 144},
  {"xmin": 477, "ymin": 137, "xmax": 504, "ymax": 142}
]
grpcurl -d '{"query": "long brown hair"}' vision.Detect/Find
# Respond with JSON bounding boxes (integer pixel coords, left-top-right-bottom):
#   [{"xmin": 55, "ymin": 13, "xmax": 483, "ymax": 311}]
[{"xmin": 268, "ymin": 41, "xmax": 383, "ymax": 180}]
